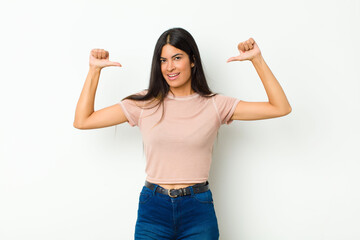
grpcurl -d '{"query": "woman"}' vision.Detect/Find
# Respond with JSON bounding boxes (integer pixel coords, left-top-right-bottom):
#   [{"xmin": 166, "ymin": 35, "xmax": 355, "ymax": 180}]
[{"xmin": 73, "ymin": 27, "xmax": 291, "ymax": 239}]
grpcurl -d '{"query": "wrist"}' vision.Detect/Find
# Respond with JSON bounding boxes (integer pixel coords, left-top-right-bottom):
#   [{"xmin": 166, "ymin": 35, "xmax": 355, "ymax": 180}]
[
  {"xmin": 250, "ymin": 54, "xmax": 264, "ymax": 65},
  {"xmin": 89, "ymin": 66, "xmax": 102, "ymax": 73}
]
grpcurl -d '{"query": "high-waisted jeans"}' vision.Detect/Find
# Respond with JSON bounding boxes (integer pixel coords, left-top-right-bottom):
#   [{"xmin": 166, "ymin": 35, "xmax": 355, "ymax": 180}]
[{"xmin": 134, "ymin": 182, "xmax": 220, "ymax": 240}]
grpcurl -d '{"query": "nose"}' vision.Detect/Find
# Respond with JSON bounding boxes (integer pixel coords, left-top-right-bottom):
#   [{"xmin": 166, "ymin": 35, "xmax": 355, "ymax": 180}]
[{"xmin": 167, "ymin": 60, "xmax": 175, "ymax": 72}]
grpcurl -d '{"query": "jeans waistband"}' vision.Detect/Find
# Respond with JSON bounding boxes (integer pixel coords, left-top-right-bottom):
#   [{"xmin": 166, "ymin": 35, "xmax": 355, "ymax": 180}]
[{"xmin": 144, "ymin": 180, "xmax": 210, "ymax": 198}]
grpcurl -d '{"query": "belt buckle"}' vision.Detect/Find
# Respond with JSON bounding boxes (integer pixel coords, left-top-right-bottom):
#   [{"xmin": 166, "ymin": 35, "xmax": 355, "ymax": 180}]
[{"xmin": 168, "ymin": 189, "xmax": 178, "ymax": 198}]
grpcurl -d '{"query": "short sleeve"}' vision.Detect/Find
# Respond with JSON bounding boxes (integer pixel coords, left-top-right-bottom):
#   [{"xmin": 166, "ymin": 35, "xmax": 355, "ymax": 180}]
[
  {"xmin": 118, "ymin": 90, "xmax": 147, "ymax": 127},
  {"xmin": 212, "ymin": 94, "xmax": 241, "ymax": 125}
]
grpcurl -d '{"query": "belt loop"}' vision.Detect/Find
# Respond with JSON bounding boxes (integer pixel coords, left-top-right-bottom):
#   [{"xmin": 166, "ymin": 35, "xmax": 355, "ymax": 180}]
[
  {"xmin": 152, "ymin": 184, "xmax": 159, "ymax": 196},
  {"xmin": 189, "ymin": 186, "xmax": 195, "ymax": 196},
  {"xmin": 146, "ymin": 180, "xmax": 159, "ymax": 196}
]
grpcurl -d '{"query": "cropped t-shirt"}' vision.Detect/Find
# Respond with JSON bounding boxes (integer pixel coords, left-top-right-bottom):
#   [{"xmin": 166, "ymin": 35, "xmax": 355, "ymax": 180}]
[{"xmin": 118, "ymin": 90, "xmax": 241, "ymax": 184}]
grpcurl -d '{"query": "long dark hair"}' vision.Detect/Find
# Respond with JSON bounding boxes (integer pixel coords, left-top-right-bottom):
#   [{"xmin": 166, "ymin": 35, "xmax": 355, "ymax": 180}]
[{"xmin": 122, "ymin": 27, "xmax": 218, "ymax": 125}]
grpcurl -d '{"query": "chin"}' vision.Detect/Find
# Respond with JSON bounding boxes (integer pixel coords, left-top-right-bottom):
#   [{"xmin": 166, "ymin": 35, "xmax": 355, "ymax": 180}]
[
  {"xmin": 165, "ymin": 80, "xmax": 181, "ymax": 87},
  {"xmin": 169, "ymin": 83, "xmax": 185, "ymax": 89}
]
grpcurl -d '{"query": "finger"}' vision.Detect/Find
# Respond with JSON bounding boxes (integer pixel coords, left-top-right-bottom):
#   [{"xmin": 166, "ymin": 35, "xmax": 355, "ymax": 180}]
[
  {"xmin": 248, "ymin": 42, "xmax": 254, "ymax": 50},
  {"xmin": 108, "ymin": 61, "xmax": 122, "ymax": 67},
  {"xmin": 91, "ymin": 49, "xmax": 102, "ymax": 59},
  {"xmin": 93, "ymin": 51, "xmax": 100, "ymax": 59},
  {"xmin": 245, "ymin": 40, "xmax": 252, "ymax": 50},
  {"xmin": 96, "ymin": 49, "xmax": 102, "ymax": 59},
  {"xmin": 226, "ymin": 56, "xmax": 238, "ymax": 63},
  {"xmin": 90, "ymin": 49, "xmax": 96, "ymax": 58},
  {"xmin": 238, "ymin": 42, "xmax": 245, "ymax": 52},
  {"xmin": 249, "ymin": 39, "xmax": 255, "ymax": 49},
  {"xmin": 244, "ymin": 44, "xmax": 249, "ymax": 51},
  {"xmin": 94, "ymin": 49, "xmax": 102, "ymax": 59},
  {"xmin": 101, "ymin": 50, "xmax": 106, "ymax": 59}
]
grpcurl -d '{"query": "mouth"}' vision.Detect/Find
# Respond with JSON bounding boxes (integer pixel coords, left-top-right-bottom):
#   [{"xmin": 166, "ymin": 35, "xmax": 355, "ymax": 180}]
[{"xmin": 167, "ymin": 72, "xmax": 180, "ymax": 80}]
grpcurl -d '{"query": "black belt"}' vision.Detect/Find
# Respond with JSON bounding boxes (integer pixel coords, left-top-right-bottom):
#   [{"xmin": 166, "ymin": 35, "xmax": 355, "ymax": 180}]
[{"xmin": 145, "ymin": 180, "xmax": 210, "ymax": 198}]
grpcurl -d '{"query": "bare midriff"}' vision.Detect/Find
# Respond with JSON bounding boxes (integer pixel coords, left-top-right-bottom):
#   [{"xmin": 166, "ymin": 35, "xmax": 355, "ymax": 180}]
[{"xmin": 159, "ymin": 183, "xmax": 198, "ymax": 190}]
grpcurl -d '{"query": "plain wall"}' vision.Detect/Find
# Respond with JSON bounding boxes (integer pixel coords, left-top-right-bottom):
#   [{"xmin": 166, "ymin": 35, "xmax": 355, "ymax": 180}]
[{"xmin": 1, "ymin": 0, "xmax": 359, "ymax": 239}]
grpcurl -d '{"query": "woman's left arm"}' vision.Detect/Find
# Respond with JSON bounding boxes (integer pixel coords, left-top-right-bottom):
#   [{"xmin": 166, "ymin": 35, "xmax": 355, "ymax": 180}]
[{"xmin": 227, "ymin": 38, "xmax": 292, "ymax": 121}]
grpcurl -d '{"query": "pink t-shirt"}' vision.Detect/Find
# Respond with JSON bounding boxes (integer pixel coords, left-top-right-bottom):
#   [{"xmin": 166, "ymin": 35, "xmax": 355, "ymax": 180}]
[{"xmin": 118, "ymin": 90, "xmax": 240, "ymax": 184}]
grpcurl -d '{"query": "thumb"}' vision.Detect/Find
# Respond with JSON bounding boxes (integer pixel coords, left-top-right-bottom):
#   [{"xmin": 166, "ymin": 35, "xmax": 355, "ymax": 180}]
[
  {"xmin": 107, "ymin": 61, "xmax": 122, "ymax": 67},
  {"xmin": 226, "ymin": 56, "xmax": 239, "ymax": 63}
]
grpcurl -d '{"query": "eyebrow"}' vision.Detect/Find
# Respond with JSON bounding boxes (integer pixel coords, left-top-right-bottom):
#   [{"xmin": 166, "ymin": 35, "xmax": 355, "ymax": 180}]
[{"xmin": 160, "ymin": 53, "xmax": 183, "ymax": 59}]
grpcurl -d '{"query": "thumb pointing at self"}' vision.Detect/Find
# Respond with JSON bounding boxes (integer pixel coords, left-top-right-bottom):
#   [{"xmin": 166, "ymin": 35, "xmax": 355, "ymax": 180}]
[
  {"xmin": 107, "ymin": 61, "xmax": 122, "ymax": 67},
  {"xmin": 89, "ymin": 48, "xmax": 122, "ymax": 69}
]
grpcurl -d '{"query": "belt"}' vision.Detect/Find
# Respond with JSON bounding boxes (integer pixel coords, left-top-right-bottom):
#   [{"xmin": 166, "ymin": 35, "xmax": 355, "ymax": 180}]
[{"xmin": 145, "ymin": 180, "xmax": 210, "ymax": 198}]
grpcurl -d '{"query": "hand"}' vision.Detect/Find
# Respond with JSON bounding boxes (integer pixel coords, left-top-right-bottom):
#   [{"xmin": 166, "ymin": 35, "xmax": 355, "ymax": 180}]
[
  {"xmin": 89, "ymin": 49, "xmax": 122, "ymax": 70},
  {"xmin": 227, "ymin": 38, "xmax": 262, "ymax": 63}
]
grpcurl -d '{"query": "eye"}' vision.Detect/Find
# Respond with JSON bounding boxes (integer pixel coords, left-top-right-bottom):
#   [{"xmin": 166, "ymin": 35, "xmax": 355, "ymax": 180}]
[
  {"xmin": 174, "ymin": 56, "xmax": 181, "ymax": 60},
  {"xmin": 160, "ymin": 59, "xmax": 166, "ymax": 63}
]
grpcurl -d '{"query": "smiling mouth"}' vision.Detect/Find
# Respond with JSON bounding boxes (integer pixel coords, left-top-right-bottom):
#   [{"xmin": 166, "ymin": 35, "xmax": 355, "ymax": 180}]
[{"xmin": 168, "ymin": 73, "xmax": 180, "ymax": 80}]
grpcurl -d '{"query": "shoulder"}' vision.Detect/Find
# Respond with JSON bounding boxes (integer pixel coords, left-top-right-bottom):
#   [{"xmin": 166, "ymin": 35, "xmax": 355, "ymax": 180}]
[
  {"xmin": 133, "ymin": 89, "xmax": 149, "ymax": 97},
  {"xmin": 211, "ymin": 93, "xmax": 240, "ymax": 109},
  {"xmin": 211, "ymin": 93, "xmax": 234, "ymax": 102}
]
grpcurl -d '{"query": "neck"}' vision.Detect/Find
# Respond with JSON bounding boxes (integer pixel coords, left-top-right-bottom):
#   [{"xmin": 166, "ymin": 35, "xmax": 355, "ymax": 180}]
[{"xmin": 169, "ymin": 88, "xmax": 195, "ymax": 97}]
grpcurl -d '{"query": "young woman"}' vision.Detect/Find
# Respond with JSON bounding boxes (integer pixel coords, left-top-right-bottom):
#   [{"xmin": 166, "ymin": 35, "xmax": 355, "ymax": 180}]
[{"xmin": 73, "ymin": 27, "xmax": 291, "ymax": 239}]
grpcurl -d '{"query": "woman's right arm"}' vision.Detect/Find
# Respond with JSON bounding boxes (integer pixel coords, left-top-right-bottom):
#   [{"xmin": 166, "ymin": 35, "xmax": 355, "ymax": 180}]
[{"xmin": 73, "ymin": 49, "xmax": 127, "ymax": 130}]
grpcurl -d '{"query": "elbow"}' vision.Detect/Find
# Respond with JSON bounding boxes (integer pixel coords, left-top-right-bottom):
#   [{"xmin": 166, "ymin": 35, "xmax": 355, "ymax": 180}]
[
  {"xmin": 73, "ymin": 120, "xmax": 85, "ymax": 129},
  {"xmin": 287, "ymin": 105, "xmax": 292, "ymax": 114},
  {"xmin": 271, "ymin": 103, "xmax": 292, "ymax": 117},
  {"xmin": 288, "ymin": 106, "xmax": 292, "ymax": 114},
  {"xmin": 273, "ymin": 104, "xmax": 292, "ymax": 117},
  {"xmin": 281, "ymin": 106, "xmax": 292, "ymax": 116},
  {"xmin": 73, "ymin": 121, "xmax": 81, "ymax": 129}
]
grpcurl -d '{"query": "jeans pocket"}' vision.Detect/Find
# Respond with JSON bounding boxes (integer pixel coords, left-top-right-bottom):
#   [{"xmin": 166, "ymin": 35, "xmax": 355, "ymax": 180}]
[
  {"xmin": 193, "ymin": 189, "xmax": 214, "ymax": 204},
  {"xmin": 139, "ymin": 188, "xmax": 153, "ymax": 204}
]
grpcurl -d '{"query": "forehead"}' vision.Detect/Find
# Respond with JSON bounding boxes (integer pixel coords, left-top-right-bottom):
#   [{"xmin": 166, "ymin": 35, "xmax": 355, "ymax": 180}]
[{"xmin": 160, "ymin": 44, "xmax": 188, "ymax": 58}]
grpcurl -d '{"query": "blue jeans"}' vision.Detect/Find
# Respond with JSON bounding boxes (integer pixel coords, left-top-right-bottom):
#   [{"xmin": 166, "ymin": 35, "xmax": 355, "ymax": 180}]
[{"xmin": 134, "ymin": 182, "xmax": 220, "ymax": 239}]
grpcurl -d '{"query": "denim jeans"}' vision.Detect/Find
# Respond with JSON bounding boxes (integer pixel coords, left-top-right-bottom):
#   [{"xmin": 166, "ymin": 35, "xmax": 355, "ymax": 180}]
[{"xmin": 134, "ymin": 182, "xmax": 220, "ymax": 240}]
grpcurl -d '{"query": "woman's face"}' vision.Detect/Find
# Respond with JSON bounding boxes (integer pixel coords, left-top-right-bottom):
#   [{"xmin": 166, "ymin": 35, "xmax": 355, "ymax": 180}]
[{"xmin": 160, "ymin": 44, "xmax": 194, "ymax": 93}]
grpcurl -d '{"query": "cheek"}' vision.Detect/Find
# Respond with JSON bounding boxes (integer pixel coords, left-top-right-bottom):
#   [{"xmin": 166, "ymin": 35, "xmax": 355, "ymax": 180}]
[
  {"xmin": 179, "ymin": 62, "xmax": 190, "ymax": 73},
  {"xmin": 183, "ymin": 64, "xmax": 192, "ymax": 76},
  {"xmin": 160, "ymin": 65, "xmax": 166, "ymax": 76}
]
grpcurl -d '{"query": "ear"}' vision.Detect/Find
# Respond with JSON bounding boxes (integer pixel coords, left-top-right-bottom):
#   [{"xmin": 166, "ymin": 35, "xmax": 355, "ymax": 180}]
[{"xmin": 191, "ymin": 55, "xmax": 196, "ymax": 68}]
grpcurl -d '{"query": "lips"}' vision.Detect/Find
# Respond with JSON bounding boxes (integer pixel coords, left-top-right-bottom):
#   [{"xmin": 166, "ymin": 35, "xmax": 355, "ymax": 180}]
[{"xmin": 167, "ymin": 72, "xmax": 180, "ymax": 80}]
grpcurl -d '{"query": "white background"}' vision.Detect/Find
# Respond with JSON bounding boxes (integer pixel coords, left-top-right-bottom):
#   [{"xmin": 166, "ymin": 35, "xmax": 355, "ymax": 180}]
[{"xmin": 1, "ymin": 0, "xmax": 359, "ymax": 239}]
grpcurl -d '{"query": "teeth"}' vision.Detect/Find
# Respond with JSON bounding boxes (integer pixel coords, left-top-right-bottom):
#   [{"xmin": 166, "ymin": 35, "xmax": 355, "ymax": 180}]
[{"xmin": 169, "ymin": 73, "xmax": 179, "ymax": 77}]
